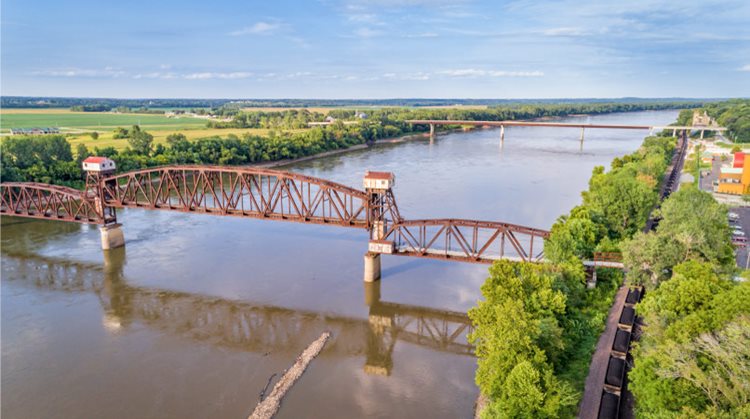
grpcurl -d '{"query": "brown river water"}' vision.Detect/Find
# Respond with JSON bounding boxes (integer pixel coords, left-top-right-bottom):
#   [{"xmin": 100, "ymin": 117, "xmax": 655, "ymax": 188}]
[{"xmin": 1, "ymin": 110, "xmax": 677, "ymax": 419}]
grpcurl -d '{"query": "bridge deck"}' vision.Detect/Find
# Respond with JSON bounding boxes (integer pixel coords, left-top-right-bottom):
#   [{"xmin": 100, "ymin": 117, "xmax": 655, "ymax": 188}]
[{"xmin": 407, "ymin": 119, "xmax": 726, "ymax": 131}]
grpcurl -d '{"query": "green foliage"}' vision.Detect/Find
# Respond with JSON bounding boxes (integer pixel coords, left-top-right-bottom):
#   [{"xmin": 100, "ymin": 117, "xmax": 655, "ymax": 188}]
[
  {"xmin": 704, "ymin": 99, "xmax": 750, "ymax": 143},
  {"xmin": 126, "ymin": 125, "xmax": 154, "ymax": 156},
  {"xmin": 469, "ymin": 261, "xmax": 578, "ymax": 418},
  {"xmin": 473, "ymin": 130, "xmax": 682, "ymax": 417},
  {"xmin": 89, "ymin": 131, "xmax": 99, "ymax": 140},
  {"xmin": 112, "ymin": 127, "xmax": 129, "ymax": 139},
  {"xmin": 545, "ymin": 207, "xmax": 601, "ymax": 263},
  {"xmin": 631, "ymin": 281, "xmax": 750, "ymax": 417},
  {"xmin": 622, "ymin": 186, "xmax": 734, "ymax": 287},
  {"xmin": 0, "ymin": 135, "xmax": 83, "ymax": 188}
]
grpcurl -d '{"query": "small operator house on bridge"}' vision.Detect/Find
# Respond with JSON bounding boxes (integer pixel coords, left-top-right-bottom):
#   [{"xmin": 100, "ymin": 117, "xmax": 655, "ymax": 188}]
[{"xmin": 82, "ymin": 156, "xmax": 116, "ymax": 172}]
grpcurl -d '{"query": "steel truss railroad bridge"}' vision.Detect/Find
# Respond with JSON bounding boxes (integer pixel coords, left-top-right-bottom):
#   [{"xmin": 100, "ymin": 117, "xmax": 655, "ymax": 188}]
[
  {"xmin": 0, "ymin": 162, "xmax": 618, "ymax": 280},
  {"xmin": 0, "ymin": 162, "xmax": 560, "ymax": 280}
]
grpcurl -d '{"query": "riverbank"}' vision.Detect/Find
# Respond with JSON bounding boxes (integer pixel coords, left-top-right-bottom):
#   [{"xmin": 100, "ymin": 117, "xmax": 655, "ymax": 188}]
[{"xmin": 258, "ymin": 133, "xmax": 428, "ymax": 169}]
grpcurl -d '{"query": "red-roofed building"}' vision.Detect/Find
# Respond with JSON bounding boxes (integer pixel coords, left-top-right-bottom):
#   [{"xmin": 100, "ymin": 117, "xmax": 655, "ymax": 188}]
[
  {"xmin": 82, "ymin": 156, "xmax": 116, "ymax": 172},
  {"xmin": 363, "ymin": 171, "xmax": 395, "ymax": 189},
  {"xmin": 734, "ymin": 152, "xmax": 745, "ymax": 169}
]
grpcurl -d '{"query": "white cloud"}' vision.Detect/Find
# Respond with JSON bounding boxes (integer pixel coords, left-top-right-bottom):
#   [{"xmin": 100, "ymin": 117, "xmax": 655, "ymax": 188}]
[
  {"xmin": 406, "ymin": 32, "xmax": 439, "ymax": 38},
  {"xmin": 543, "ymin": 27, "xmax": 588, "ymax": 37},
  {"xmin": 32, "ymin": 67, "xmax": 126, "ymax": 78},
  {"xmin": 382, "ymin": 72, "xmax": 430, "ymax": 80},
  {"xmin": 183, "ymin": 72, "xmax": 255, "ymax": 80},
  {"xmin": 229, "ymin": 22, "xmax": 281, "ymax": 36},
  {"xmin": 437, "ymin": 69, "xmax": 544, "ymax": 78},
  {"xmin": 740, "ymin": 64, "xmax": 750, "ymax": 72},
  {"xmin": 353, "ymin": 27, "xmax": 382, "ymax": 38}
]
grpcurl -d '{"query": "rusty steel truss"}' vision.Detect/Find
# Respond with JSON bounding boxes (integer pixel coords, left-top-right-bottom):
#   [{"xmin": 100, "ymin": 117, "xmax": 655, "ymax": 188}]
[
  {"xmin": 0, "ymin": 165, "xmax": 549, "ymax": 264},
  {"xmin": 382, "ymin": 218, "xmax": 549, "ymax": 263},
  {"xmin": 0, "ymin": 182, "xmax": 104, "ymax": 224},
  {"xmin": 101, "ymin": 166, "xmax": 371, "ymax": 228}
]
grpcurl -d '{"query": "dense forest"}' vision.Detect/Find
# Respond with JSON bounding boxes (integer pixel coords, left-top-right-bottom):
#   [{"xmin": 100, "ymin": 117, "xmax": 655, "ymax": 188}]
[{"xmin": 470, "ymin": 134, "xmax": 678, "ymax": 417}]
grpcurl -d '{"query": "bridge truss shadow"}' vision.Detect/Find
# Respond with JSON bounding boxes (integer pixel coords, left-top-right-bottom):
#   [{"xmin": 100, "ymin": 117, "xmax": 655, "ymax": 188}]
[{"xmin": 1, "ymin": 249, "xmax": 473, "ymax": 377}]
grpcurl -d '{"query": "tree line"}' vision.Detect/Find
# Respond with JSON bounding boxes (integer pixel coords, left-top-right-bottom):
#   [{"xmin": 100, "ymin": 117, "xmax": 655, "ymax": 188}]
[
  {"xmin": 704, "ymin": 98, "xmax": 750, "ymax": 142},
  {"xmin": 209, "ymin": 101, "xmax": 704, "ymax": 130},
  {"xmin": 470, "ymin": 133, "xmax": 679, "ymax": 417}
]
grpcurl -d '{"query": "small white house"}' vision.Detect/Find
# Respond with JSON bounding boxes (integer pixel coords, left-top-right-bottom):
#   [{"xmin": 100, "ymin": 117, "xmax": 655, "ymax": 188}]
[
  {"xmin": 363, "ymin": 171, "xmax": 395, "ymax": 190},
  {"xmin": 82, "ymin": 156, "xmax": 116, "ymax": 172}
]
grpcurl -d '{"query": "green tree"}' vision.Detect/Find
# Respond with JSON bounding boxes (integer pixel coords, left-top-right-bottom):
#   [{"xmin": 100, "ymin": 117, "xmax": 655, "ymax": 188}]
[
  {"xmin": 583, "ymin": 168, "xmax": 657, "ymax": 239},
  {"xmin": 127, "ymin": 125, "xmax": 154, "ymax": 156}
]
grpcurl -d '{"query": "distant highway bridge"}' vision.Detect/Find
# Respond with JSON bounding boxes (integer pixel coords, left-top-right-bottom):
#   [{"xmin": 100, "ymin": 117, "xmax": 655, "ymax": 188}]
[{"xmin": 406, "ymin": 119, "xmax": 726, "ymax": 142}]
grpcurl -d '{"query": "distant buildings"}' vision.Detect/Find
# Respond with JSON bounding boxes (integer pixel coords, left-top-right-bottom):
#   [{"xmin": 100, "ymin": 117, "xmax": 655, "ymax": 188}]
[
  {"xmin": 692, "ymin": 110, "xmax": 714, "ymax": 127},
  {"xmin": 10, "ymin": 127, "xmax": 60, "ymax": 135}
]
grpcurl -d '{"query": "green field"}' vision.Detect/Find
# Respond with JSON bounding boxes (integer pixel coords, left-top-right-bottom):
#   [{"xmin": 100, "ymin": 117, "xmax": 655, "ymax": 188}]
[
  {"xmin": 0, "ymin": 108, "xmax": 312, "ymax": 152},
  {"xmin": 0, "ymin": 109, "xmax": 207, "ymax": 131}
]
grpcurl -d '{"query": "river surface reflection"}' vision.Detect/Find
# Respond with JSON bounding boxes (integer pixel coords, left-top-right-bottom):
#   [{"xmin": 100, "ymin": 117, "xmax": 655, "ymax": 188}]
[{"xmin": 1, "ymin": 110, "xmax": 677, "ymax": 418}]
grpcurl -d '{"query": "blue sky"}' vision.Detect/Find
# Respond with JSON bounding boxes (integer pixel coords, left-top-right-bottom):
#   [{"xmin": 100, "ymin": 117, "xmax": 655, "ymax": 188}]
[{"xmin": 2, "ymin": 0, "xmax": 749, "ymax": 99}]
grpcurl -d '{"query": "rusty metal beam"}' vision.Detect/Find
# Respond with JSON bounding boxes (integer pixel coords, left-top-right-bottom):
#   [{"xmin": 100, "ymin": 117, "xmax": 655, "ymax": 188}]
[
  {"xmin": 0, "ymin": 182, "xmax": 104, "ymax": 224},
  {"xmin": 100, "ymin": 166, "xmax": 371, "ymax": 228}
]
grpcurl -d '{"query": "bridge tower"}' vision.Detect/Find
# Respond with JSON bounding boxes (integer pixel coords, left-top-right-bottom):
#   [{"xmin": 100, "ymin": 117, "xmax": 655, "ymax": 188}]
[
  {"xmin": 82, "ymin": 157, "xmax": 124, "ymax": 250},
  {"xmin": 363, "ymin": 171, "xmax": 399, "ymax": 282}
]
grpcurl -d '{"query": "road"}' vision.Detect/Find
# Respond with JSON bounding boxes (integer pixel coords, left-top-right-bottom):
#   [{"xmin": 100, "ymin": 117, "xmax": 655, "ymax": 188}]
[{"xmin": 699, "ymin": 156, "xmax": 720, "ymax": 191}]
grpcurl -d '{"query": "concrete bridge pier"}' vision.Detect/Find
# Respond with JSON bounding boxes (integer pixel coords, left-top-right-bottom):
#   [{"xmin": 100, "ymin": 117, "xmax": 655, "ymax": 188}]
[
  {"xmin": 580, "ymin": 127, "xmax": 585, "ymax": 143},
  {"xmin": 672, "ymin": 128, "xmax": 677, "ymax": 137},
  {"xmin": 500, "ymin": 125, "xmax": 505, "ymax": 144},
  {"xmin": 100, "ymin": 224, "xmax": 125, "ymax": 250},
  {"xmin": 429, "ymin": 123, "xmax": 435, "ymax": 141},
  {"xmin": 700, "ymin": 129, "xmax": 705, "ymax": 139},
  {"xmin": 364, "ymin": 252, "xmax": 381, "ymax": 282}
]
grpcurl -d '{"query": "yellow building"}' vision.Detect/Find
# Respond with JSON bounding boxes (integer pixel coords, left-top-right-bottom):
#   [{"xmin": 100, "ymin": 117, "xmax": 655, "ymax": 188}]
[{"xmin": 717, "ymin": 153, "xmax": 750, "ymax": 195}]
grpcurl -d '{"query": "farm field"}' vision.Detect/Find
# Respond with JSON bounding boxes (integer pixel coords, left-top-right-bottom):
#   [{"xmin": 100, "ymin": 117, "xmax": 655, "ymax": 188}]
[
  {"xmin": 67, "ymin": 127, "xmax": 304, "ymax": 151},
  {"xmin": 0, "ymin": 108, "xmax": 312, "ymax": 151},
  {"xmin": 0, "ymin": 108, "xmax": 207, "ymax": 132}
]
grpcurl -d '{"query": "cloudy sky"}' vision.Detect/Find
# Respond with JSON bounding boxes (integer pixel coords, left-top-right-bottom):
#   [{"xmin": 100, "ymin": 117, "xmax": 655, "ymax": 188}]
[{"xmin": 2, "ymin": 0, "xmax": 749, "ymax": 98}]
